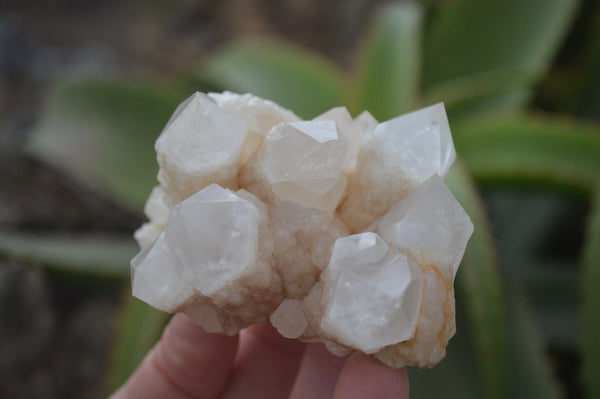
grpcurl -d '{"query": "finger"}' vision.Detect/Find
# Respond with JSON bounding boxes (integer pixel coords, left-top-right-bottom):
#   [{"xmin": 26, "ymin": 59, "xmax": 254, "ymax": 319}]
[
  {"xmin": 333, "ymin": 352, "xmax": 409, "ymax": 399},
  {"xmin": 289, "ymin": 343, "xmax": 347, "ymax": 399},
  {"xmin": 111, "ymin": 313, "xmax": 239, "ymax": 399},
  {"xmin": 220, "ymin": 324, "xmax": 306, "ymax": 399}
]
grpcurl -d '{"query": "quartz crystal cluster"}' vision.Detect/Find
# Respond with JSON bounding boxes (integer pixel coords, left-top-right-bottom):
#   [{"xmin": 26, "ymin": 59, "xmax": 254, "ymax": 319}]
[{"xmin": 131, "ymin": 91, "xmax": 474, "ymax": 368}]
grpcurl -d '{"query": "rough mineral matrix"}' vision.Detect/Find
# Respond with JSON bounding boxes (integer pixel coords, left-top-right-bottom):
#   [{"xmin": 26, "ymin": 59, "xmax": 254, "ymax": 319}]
[{"xmin": 131, "ymin": 91, "xmax": 474, "ymax": 369}]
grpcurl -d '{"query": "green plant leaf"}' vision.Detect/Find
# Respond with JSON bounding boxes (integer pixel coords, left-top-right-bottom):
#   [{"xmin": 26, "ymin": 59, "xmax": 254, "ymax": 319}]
[
  {"xmin": 572, "ymin": 11, "xmax": 600, "ymax": 120},
  {"xmin": 454, "ymin": 114, "xmax": 600, "ymax": 194},
  {"xmin": 0, "ymin": 231, "xmax": 136, "ymax": 279},
  {"xmin": 352, "ymin": 1, "xmax": 422, "ymax": 120},
  {"xmin": 485, "ymin": 188, "xmax": 584, "ymax": 348},
  {"xmin": 105, "ymin": 295, "xmax": 170, "ymax": 394},
  {"xmin": 445, "ymin": 160, "xmax": 506, "ymax": 399},
  {"xmin": 582, "ymin": 182, "xmax": 600, "ymax": 398},
  {"xmin": 423, "ymin": 0, "xmax": 580, "ymax": 109},
  {"xmin": 204, "ymin": 41, "xmax": 345, "ymax": 118},
  {"xmin": 510, "ymin": 259, "xmax": 580, "ymax": 349},
  {"xmin": 28, "ymin": 78, "xmax": 186, "ymax": 212},
  {"xmin": 484, "ymin": 188, "xmax": 582, "ymax": 257},
  {"xmin": 507, "ymin": 289, "xmax": 562, "ymax": 399},
  {"xmin": 421, "ymin": 68, "xmax": 536, "ymax": 115}
]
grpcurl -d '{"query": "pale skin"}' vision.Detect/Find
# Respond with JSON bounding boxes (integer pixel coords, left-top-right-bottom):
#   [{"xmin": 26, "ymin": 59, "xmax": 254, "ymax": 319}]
[{"xmin": 111, "ymin": 313, "xmax": 410, "ymax": 399}]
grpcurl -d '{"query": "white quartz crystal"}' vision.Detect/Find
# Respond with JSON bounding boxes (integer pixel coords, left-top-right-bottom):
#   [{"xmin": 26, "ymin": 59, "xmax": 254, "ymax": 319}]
[
  {"xmin": 373, "ymin": 103, "xmax": 455, "ymax": 180},
  {"xmin": 131, "ymin": 92, "xmax": 473, "ymax": 368},
  {"xmin": 340, "ymin": 103, "xmax": 456, "ymax": 232},
  {"xmin": 374, "ymin": 174, "xmax": 474, "ymax": 280},
  {"xmin": 320, "ymin": 233, "xmax": 423, "ymax": 354},
  {"xmin": 155, "ymin": 92, "xmax": 248, "ymax": 204},
  {"xmin": 353, "ymin": 110, "xmax": 378, "ymax": 140},
  {"xmin": 255, "ymin": 120, "xmax": 348, "ymax": 212},
  {"xmin": 208, "ymin": 91, "xmax": 300, "ymax": 164},
  {"xmin": 133, "ymin": 183, "xmax": 282, "ymax": 335},
  {"xmin": 165, "ymin": 184, "xmax": 263, "ymax": 295},
  {"xmin": 314, "ymin": 107, "xmax": 362, "ymax": 174},
  {"xmin": 270, "ymin": 299, "xmax": 308, "ymax": 339},
  {"xmin": 374, "ymin": 264, "xmax": 456, "ymax": 368},
  {"xmin": 131, "ymin": 233, "xmax": 193, "ymax": 312},
  {"xmin": 209, "ymin": 91, "xmax": 300, "ymax": 136}
]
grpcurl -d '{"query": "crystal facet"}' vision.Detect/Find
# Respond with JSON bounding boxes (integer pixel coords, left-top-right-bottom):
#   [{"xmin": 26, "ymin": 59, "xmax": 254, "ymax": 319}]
[
  {"xmin": 131, "ymin": 233, "xmax": 193, "ymax": 312},
  {"xmin": 374, "ymin": 174, "xmax": 474, "ymax": 279},
  {"xmin": 208, "ymin": 91, "xmax": 300, "ymax": 164},
  {"xmin": 131, "ymin": 92, "xmax": 473, "ymax": 368},
  {"xmin": 270, "ymin": 299, "xmax": 308, "ymax": 339},
  {"xmin": 164, "ymin": 184, "xmax": 264, "ymax": 295},
  {"xmin": 155, "ymin": 92, "xmax": 248, "ymax": 204},
  {"xmin": 209, "ymin": 91, "xmax": 300, "ymax": 137},
  {"xmin": 134, "ymin": 183, "xmax": 282, "ymax": 335},
  {"xmin": 320, "ymin": 233, "xmax": 423, "ymax": 353},
  {"xmin": 371, "ymin": 103, "xmax": 455, "ymax": 181},
  {"xmin": 340, "ymin": 103, "xmax": 455, "ymax": 232},
  {"xmin": 257, "ymin": 120, "xmax": 348, "ymax": 212},
  {"xmin": 314, "ymin": 106, "xmax": 362, "ymax": 174}
]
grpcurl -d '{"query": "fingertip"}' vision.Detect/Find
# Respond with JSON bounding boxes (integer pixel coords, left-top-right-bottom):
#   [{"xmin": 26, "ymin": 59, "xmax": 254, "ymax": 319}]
[
  {"xmin": 219, "ymin": 324, "xmax": 305, "ymax": 398},
  {"xmin": 334, "ymin": 353, "xmax": 409, "ymax": 399},
  {"xmin": 114, "ymin": 313, "xmax": 239, "ymax": 399},
  {"xmin": 289, "ymin": 343, "xmax": 347, "ymax": 399},
  {"xmin": 242, "ymin": 323, "xmax": 306, "ymax": 357}
]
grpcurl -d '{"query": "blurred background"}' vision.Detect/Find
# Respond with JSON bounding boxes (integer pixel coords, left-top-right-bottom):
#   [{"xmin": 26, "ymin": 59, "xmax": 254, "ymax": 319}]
[{"xmin": 1, "ymin": 0, "xmax": 599, "ymax": 398}]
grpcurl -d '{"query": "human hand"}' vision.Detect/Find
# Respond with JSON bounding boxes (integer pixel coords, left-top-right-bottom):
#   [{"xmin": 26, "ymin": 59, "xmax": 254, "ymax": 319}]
[{"xmin": 111, "ymin": 313, "xmax": 409, "ymax": 399}]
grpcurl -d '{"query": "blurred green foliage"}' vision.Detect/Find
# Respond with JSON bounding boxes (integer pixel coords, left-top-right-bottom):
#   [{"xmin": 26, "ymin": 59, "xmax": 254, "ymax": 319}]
[
  {"xmin": 5, "ymin": 0, "xmax": 600, "ymax": 397},
  {"xmin": 28, "ymin": 80, "xmax": 187, "ymax": 212}
]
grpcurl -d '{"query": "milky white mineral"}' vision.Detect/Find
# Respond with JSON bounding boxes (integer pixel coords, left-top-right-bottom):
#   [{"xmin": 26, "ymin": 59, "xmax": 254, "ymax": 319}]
[
  {"xmin": 319, "ymin": 232, "xmax": 423, "ymax": 354},
  {"xmin": 131, "ymin": 91, "xmax": 474, "ymax": 368},
  {"xmin": 254, "ymin": 120, "xmax": 348, "ymax": 212}
]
